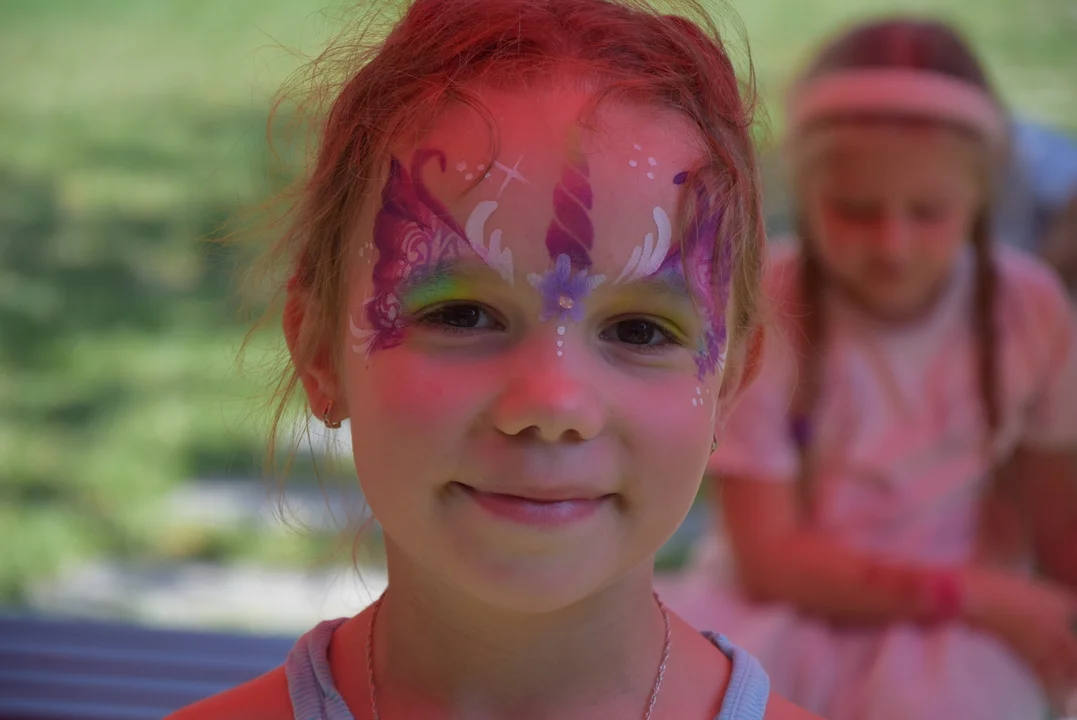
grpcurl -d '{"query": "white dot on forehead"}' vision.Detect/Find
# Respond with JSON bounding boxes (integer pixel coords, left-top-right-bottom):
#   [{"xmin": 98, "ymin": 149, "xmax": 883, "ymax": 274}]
[
  {"xmin": 557, "ymin": 350, "xmax": 564, "ymax": 357},
  {"xmin": 557, "ymin": 326, "xmax": 566, "ymax": 336},
  {"xmin": 455, "ymin": 161, "xmax": 467, "ymax": 171},
  {"xmin": 648, "ymin": 157, "xmax": 657, "ymax": 166},
  {"xmin": 646, "ymin": 172, "xmax": 655, "ymax": 180},
  {"xmin": 633, "ymin": 143, "xmax": 643, "ymax": 151},
  {"xmin": 477, "ymin": 164, "xmax": 485, "ymax": 170},
  {"xmin": 464, "ymin": 173, "xmax": 474, "ymax": 181},
  {"xmin": 629, "ymin": 160, "xmax": 638, "ymax": 167}
]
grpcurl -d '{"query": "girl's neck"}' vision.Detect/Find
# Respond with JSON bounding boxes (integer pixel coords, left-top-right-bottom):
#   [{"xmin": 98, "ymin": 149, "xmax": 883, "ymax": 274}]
[{"xmin": 366, "ymin": 542, "xmax": 667, "ymax": 719}]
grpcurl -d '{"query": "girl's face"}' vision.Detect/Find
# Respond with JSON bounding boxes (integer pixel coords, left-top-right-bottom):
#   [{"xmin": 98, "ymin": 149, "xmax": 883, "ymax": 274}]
[
  {"xmin": 801, "ymin": 125, "xmax": 985, "ymax": 321},
  {"xmin": 331, "ymin": 88, "xmax": 741, "ymax": 612}
]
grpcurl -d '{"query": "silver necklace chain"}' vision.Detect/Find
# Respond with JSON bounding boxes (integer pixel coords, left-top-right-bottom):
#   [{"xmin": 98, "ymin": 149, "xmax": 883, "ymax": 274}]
[{"xmin": 365, "ymin": 592, "xmax": 672, "ymax": 720}]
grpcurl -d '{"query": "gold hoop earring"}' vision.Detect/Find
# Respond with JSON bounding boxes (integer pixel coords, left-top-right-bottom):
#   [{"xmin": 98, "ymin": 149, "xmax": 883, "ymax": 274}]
[
  {"xmin": 322, "ymin": 400, "xmax": 342, "ymax": 429},
  {"xmin": 710, "ymin": 435, "xmax": 718, "ymax": 453}
]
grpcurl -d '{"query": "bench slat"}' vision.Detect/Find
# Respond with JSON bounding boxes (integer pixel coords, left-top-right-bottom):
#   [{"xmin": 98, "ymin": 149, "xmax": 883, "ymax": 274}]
[{"xmin": 0, "ymin": 614, "xmax": 298, "ymax": 719}]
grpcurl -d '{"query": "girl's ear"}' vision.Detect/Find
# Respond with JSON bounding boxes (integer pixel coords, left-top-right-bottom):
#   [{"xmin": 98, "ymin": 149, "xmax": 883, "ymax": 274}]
[{"xmin": 284, "ymin": 291, "xmax": 346, "ymax": 424}]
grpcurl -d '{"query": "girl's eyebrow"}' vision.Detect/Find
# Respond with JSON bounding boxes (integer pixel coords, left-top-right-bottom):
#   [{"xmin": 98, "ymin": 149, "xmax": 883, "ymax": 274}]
[{"xmin": 608, "ymin": 267, "xmax": 693, "ymax": 304}]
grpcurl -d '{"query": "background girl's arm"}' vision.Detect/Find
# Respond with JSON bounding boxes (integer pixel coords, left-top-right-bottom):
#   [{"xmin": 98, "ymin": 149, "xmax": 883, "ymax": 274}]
[
  {"xmin": 1005, "ymin": 253, "xmax": 1077, "ymax": 590},
  {"xmin": 719, "ymin": 475, "xmax": 964, "ymax": 624},
  {"xmin": 1040, "ymin": 192, "xmax": 1077, "ymax": 295},
  {"xmin": 1011, "ymin": 445, "xmax": 1077, "ymax": 589},
  {"xmin": 719, "ymin": 474, "xmax": 1077, "ymax": 632}
]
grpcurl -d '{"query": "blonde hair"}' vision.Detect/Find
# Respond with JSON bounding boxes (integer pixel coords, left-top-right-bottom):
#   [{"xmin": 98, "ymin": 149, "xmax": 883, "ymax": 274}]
[{"xmin": 784, "ymin": 18, "xmax": 1006, "ymax": 515}]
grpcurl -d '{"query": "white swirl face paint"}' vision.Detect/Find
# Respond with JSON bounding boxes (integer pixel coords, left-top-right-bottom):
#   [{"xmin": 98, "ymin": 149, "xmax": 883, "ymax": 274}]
[
  {"xmin": 464, "ymin": 200, "xmax": 515, "ymax": 285},
  {"xmin": 614, "ymin": 206, "xmax": 672, "ymax": 284}
]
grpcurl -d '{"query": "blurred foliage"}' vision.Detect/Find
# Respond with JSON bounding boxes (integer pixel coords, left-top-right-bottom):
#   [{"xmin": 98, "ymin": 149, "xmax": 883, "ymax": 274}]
[{"xmin": 0, "ymin": 0, "xmax": 1074, "ymax": 603}]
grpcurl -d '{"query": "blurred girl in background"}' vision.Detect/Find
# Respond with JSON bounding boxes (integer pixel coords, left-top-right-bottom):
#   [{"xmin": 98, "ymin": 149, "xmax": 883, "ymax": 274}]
[{"xmin": 662, "ymin": 17, "xmax": 1077, "ymax": 720}]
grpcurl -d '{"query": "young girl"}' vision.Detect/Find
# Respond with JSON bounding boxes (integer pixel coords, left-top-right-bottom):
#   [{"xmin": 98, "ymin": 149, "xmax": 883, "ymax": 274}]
[
  {"xmin": 661, "ymin": 18, "xmax": 1077, "ymax": 720},
  {"xmin": 169, "ymin": 1, "xmax": 816, "ymax": 718}
]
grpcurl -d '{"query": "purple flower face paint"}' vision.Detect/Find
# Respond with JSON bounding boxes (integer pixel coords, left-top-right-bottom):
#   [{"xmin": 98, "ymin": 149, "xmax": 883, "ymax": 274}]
[
  {"xmin": 529, "ymin": 253, "xmax": 605, "ymax": 323},
  {"xmin": 354, "ymin": 149, "xmax": 476, "ymax": 353}
]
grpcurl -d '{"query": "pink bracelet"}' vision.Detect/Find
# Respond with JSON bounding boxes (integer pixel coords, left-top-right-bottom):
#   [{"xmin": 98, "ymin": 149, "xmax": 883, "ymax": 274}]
[{"xmin": 922, "ymin": 570, "xmax": 964, "ymax": 624}]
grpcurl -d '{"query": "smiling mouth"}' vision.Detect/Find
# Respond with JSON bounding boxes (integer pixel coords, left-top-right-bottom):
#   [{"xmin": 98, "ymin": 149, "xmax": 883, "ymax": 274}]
[{"xmin": 451, "ymin": 482, "xmax": 615, "ymax": 528}]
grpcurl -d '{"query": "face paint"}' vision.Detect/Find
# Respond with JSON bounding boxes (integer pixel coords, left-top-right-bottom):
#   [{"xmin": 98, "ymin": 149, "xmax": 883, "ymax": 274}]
[
  {"xmin": 464, "ymin": 200, "xmax": 514, "ymax": 284},
  {"xmin": 527, "ymin": 133, "xmax": 606, "ymax": 329},
  {"xmin": 453, "ymin": 159, "xmax": 487, "ymax": 182},
  {"xmin": 546, "ymin": 143, "xmax": 595, "ymax": 269},
  {"xmin": 604, "ymin": 169, "xmax": 731, "ymax": 378},
  {"xmin": 616, "ymin": 145, "xmax": 675, "ymax": 282},
  {"xmin": 352, "ymin": 149, "xmax": 514, "ymax": 354},
  {"xmin": 396, "ymin": 271, "xmax": 481, "ymax": 313},
  {"xmin": 614, "ymin": 206, "xmax": 672, "ymax": 283},
  {"xmin": 656, "ymin": 172, "xmax": 731, "ymax": 379},
  {"xmin": 628, "ymin": 143, "xmax": 661, "ymax": 180},
  {"xmin": 614, "ymin": 153, "xmax": 730, "ymax": 377},
  {"xmin": 491, "ymin": 156, "xmax": 530, "ymax": 198},
  {"xmin": 528, "ymin": 252, "xmax": 606, "ymax": 324}
]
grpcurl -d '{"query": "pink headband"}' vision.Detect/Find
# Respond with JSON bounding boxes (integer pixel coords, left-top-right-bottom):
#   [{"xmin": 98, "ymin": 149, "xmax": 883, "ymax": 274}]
[{"xmin": 786, "ymin": 68, "xmax": 1007, "ymax": 146}]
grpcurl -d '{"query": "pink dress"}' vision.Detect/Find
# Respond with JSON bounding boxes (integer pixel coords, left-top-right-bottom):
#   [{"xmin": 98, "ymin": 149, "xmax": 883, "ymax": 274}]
[{"xmin": 658, "ymin": 240, "xmax": 1077, "ymax": 719}]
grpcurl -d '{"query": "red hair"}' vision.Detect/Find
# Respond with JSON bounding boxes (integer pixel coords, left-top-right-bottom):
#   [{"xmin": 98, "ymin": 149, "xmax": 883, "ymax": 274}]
[{"xmin": 252, "ymin": 0, "xmax": 766, "ymax": 466}]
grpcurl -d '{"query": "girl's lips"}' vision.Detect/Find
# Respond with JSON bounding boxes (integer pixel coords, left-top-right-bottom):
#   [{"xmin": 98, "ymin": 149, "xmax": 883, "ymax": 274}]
[{"xmin": 453, "ymin": 482, "xmax": 612, "ymax": 528}]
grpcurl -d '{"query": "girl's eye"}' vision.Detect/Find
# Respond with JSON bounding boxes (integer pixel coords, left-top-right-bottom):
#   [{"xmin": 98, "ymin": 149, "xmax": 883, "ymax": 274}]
[
  {"xmin": 601, "ymin": 318, "xmax": 680, "ymax": 351},
  {"xmin": 414, "ymin": 302, "xmax": 502, "ymax": 333}
]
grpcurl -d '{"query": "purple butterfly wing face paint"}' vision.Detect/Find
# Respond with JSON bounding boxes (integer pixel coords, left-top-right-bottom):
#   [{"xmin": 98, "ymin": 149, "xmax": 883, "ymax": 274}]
[
  {"xmin": 664, "ymin": 172, "xmax": 730, "ymax": 379},
  {"xmin": 360, "ymin": 150, "xmax": 473, "ymax": 353}
]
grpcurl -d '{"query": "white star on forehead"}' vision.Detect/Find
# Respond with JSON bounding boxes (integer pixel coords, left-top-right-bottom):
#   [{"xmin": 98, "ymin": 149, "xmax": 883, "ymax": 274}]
[{"xmin": 493, "ymin": 156, "xmax": 530, "ymax": 197}]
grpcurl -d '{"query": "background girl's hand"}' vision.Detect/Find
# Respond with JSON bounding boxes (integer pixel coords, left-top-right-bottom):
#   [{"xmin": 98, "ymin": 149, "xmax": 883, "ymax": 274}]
[{"xmin": 963, "ymin": 568, "xmax": 1077, "ymax": 710}]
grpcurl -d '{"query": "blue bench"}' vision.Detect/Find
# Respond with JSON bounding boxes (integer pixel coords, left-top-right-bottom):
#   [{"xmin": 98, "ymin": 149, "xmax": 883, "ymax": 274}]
[{"xmin": 0, "ymin": 614, "xmax": 295, "ymax": 719}]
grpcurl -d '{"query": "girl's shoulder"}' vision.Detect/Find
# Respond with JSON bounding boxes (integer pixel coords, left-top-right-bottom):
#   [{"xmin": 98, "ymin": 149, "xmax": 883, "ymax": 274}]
[
  {"xmin": 993, "ymin": 243, "xmax": 1074, "ymax": 344},
  {"xmin": 994, "ymin": 242, "xmax": 1071, "ymax": 308},
  {"xmin": 165, "ymin": 664, "xmax": 293, "ymax": 720},
  {"xmin": 699, "ymin": 630, "xmax": 821, "ymax": 720}
]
